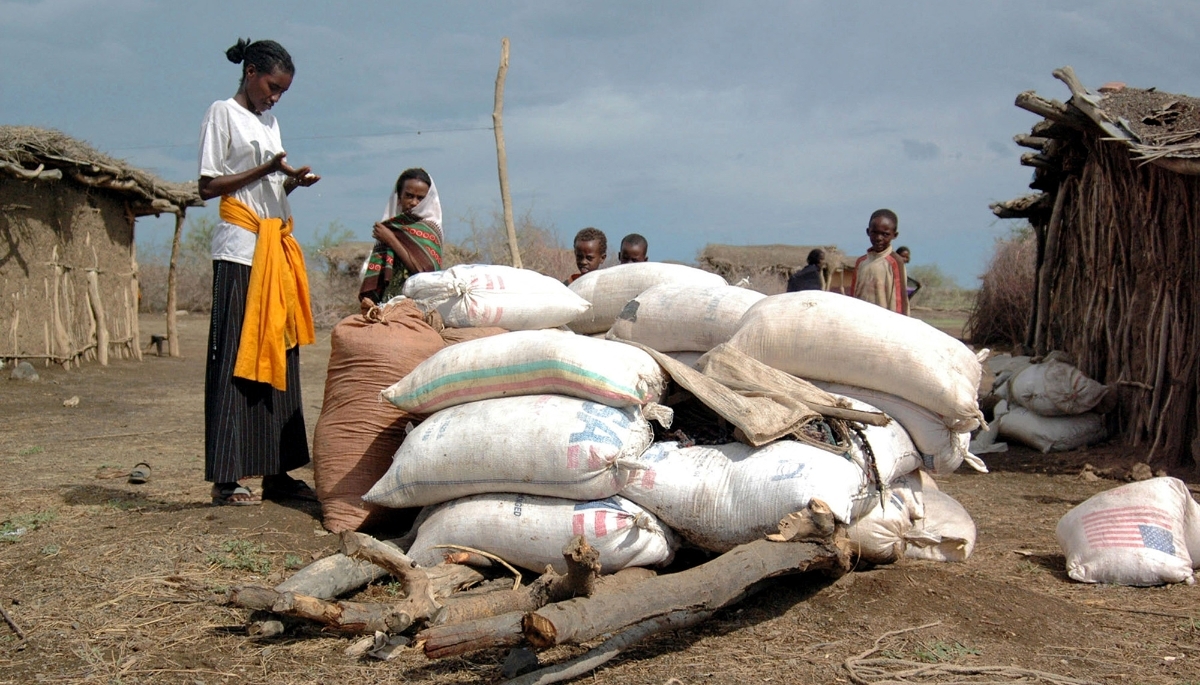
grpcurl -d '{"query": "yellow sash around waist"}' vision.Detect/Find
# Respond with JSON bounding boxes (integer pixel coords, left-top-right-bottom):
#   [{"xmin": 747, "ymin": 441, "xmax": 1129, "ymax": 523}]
[{"xmin": 219, "ymin": 195, "xmax": 314, "ymax": 391}]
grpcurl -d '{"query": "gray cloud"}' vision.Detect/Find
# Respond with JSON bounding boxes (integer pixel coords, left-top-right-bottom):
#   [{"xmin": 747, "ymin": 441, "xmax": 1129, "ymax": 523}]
[{"xmin": 902, "ymin": 139, "xmax": 941, "ymax": 161}]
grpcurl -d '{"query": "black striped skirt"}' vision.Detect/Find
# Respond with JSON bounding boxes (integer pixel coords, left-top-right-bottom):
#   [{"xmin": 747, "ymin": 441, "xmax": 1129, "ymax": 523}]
[{"xmin": 205, "ymin": 260, "xmax": 309, "ymax": 483}]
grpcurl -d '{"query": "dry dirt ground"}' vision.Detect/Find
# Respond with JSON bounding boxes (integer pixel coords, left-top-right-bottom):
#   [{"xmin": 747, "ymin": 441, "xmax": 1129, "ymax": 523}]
[{"xmin": 2, "ymin": 313, "xmax": 1199, "ymax": 685}]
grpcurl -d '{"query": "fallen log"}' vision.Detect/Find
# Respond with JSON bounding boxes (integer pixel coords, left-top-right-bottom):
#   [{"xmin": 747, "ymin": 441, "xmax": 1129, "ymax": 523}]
[
  {"xmin": 340, "ymin": 531, "xmax": 437, "ymax": 618},
  {"xmin": 524, "ymin": 536, "xmax": 847, "ymax": 648},
  {"xmin": 276, "ymin": 523, "xmax": 424, "ymax": 599},
  {"xmin": 226, "ymin": 586, "xmax": 419, "ymax": 634}
]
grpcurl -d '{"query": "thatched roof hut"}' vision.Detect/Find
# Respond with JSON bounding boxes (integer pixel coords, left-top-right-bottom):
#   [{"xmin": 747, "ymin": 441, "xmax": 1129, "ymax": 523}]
[
  {"xmin": 698, "ymin": 243, "xmax": 855, "ymax": 294},
  {"xmin": 1, "ymin": 126, "xmax": 203, "ymax": 366},
  {"xmin": 991, "ymin": 66, "xmax": 1200, "ymax": 469}
]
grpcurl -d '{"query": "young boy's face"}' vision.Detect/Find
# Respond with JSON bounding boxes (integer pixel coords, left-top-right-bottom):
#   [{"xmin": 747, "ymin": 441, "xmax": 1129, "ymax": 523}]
[
  {"xmin": 867, "ymin": 216, "xmax": 898, "ymax": 253},
  {"xmin": 618, "ymin": 242, "xmax": 647, "ymax": 264},
  {"xmin": 574, "ymin": 239, "xmax": 605, "ymax": 275}
]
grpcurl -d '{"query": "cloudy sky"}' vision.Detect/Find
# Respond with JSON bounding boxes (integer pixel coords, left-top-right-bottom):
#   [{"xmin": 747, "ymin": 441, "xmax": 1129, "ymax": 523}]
[{"xmin": 5, "ymin": 0, "xmax": 1199, "ymax": 283}]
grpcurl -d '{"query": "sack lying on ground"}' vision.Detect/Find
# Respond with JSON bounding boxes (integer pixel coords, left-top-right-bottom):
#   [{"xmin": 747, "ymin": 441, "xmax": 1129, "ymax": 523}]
[
  {"xmin": 406, "ymin": 493, "xmax": 677, "ymax": 574},
  {"xmin": 995, "ymin": 404, "xmax": 1106, "ymax": 453},
  {"xmin": 845, "ymin": 471, "xmax": 925, "ymax": 564},
  {"xmin": 904, "ymin": 474, "xmax": 976, "ymax": 562},
  {"xmin": 381, "ymin": 329, "xmax": 667, "ymax": 414},
  {"xmin": 820, "ymin": 383, "xmax": 986, "ymax": 475},
  {"xmin": 608, "ymin": 284, "xmax": 765, "ymax": 352},
  {"xmin": 403, "ymin": 264, "xmax": 590, "ymax": 330},
  {"xmin": 568, "ymin": 263, "xmax": 727, "ymax": 335},
  {"xmin": 364, "ymin": 396, "xmax": 651, "ymax": 507},
  {"xmin": 1056, "ymin": 477, "xmax": 1200, "ymax": 586},
  {"xmin": 1007, "ymin": 360, "xmax": 1109, "ymax": 416},
  {"xmin": 312, "ymin": 300, "xmax": 445, "ymax": 532},
  {"xmin": 621, "ymin": 440, "xmax": 874, "ymax": 552},
  {"xmin": 728, "ymin": 291, "xmax": 985, "ymax": 429}
]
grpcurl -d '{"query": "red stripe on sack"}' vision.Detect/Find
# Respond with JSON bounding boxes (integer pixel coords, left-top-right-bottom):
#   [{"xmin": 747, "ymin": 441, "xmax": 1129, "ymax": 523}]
[
  {"xmin": 572, "ymin": 513, "xmax": 585, "ymax": 537},
  {"xmin": 566, "ymin": 444, "xmax": 581, "ymax": 469},
  {"xmin": 594, "ymin": 511, "xmax": 607, "ymax": 536},
  {"xmin": 641, "ymin": 469, "xmax": 656, "ymax": 489}
]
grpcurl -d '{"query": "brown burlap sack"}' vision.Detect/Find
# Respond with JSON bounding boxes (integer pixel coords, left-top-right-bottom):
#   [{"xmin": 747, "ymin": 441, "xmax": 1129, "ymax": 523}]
[
  {"xmin": 439, "ymin": 325, "xmax": 508, "ymax": 346},
  {"xmin": 313, "ymin": 299, "xmax": 445, "ymax": 532}
]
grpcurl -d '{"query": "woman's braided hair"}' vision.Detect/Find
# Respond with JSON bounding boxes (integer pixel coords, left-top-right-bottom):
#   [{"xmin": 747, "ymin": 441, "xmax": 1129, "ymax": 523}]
[{"xmin": 226, "ymin": 38, "xmax": 294, "ymax": 85}]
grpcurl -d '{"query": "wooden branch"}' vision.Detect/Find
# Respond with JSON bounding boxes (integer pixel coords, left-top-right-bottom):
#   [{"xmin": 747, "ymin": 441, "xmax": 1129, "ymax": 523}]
[
  {"xmin": 166, "ymin": 212, "xmax": 183, "ymax": 357},
  {"xmin": 0, "ymin": 604, "xmax": 26, "ymax": 640},
  {"xmin": 1020, "ymin": 152, "xmax": 1056, "ymax": 170},
  {"xmin": 524, "ymin": 535, "xmax": 847, "ymax": 648},
  {"xmin": 1034, "ymin": 181, "xmax": 1068, "ymax": 355},
  {"xmin": 418, "ymin": 537, "xmax": 602, "ymax": 659},
  {"xmin": 226, "ymin": 586, "xmax": 423, "ymax": 634},
  {"xmin": 493, "ymin": 37, "xmax": 521, "ymax": 269},
  {"xmin": 340, "ymin": 531, "xmax": 438, "ymax": 618},
  {"xmin": 766, "ymin": 499, "xmax": 836, "ymax": 542},
  {"xmin": 275, "ymin": 525, "xmax": 428, "ymax": 599},
  {"xmin": 1015, "ymin": 91, "xmax": 1086, "ymax": 129},
  {"xmin": 505, "ymin": 610, "xmax": 712, "ymax": 685},
  {"xmin": 1014, "ymin": 134, "xmax": 1048, "ymax": 150},
  {"xmin": 85, "ymin": 269, "xmax": 109, "ymax": 366}
]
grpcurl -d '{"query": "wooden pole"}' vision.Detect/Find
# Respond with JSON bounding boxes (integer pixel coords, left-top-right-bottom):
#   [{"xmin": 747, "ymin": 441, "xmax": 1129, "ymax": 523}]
[
  {"xmin": 493, "ymin": 37, "xmax": 522, "ymax": 269},
  {"xmin": 166, "ymin": 211, "xmax": 184, "ymax": 357},
  {"xmin": 129, "ymin": 236, "xmax": 142, "ymax": 361},
  {"xmin": 85, "ymin": 269, "xmax": 109, "ymax": 366},
  {"xmin": 1034, "ymin": 181, "xmax": 1068, "ymax": 356}
]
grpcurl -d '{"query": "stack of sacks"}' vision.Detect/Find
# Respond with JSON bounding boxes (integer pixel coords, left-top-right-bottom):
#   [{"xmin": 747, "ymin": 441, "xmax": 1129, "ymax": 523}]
[
  {"xmin": 311, "ymin": 299, "xmax": 445, "ymax": 532},
  {"xmin": 990, "ymin": 357, "xmax": 1110, "ymax": 453},
  {"xmin": 404, "ymin": 263, "xmax": 591, "ymax": 331},
  {"xmin": 845, "ymin": 471, "xmax": 978, "ymax": 564},
  {"xmin": 568, "ymin": 262, "xmax": 728, "ymax": 335},
  {"xmin": 371, "ymin": 326, "xmax": 678, "ymax": 573}
]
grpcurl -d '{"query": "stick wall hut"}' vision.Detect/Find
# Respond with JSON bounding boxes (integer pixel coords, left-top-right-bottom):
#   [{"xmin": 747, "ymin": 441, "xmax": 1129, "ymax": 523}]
[
  {"xmin": 991, "ymin": 66, "xmax": 1200, "ymax": 469},
  {"xmin": 0, "ymin": 126, "xmax": 203, "ymax": 367}
]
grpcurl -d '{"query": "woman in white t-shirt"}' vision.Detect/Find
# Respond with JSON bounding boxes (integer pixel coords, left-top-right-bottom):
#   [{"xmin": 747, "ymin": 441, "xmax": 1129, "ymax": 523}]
[{"xmin": 198, "ymin": 38, "xmax": 321, "ymax": 506}]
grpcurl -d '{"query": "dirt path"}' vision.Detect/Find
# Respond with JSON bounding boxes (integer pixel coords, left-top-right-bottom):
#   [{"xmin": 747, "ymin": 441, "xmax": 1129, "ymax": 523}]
[{"xmin": 1, "ymin": 314, "xmax": 1198, "ymax": 684}]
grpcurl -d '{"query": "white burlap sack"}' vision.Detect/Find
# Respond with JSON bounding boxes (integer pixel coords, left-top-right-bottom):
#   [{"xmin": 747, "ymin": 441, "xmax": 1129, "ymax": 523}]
[
  {"xmin": 845, "ymin": 472, "xmax": 925, "ymax": 564},
  {"xmin": 996, "ymin": 405, "xmax": 1106, "ymax": 453},
  {"xmin": 1056, "ymin": 477, "xmax": 1200, "ymax": 586},
  {"xmin": 839, "ymin": 396, "xmax": 925, "ymax": 485},
  {"xmin": 403, "ymin": 264, "xmax": 590, "ymax": 330},
  {"xmin": 381, "ymin": 330, "xmax": 667, "ymax": 415},
  {"xmin": 728, "ymin": 291, "xmax": 984, "ymax": 427},
  {"xmin": 820, "ymin": 383, "xmax": 986, "ymax": 475},
  {"xmin": 904, "ymin": 474, "xmax": 976, "ymax": 562},
  {"xmin": 621, "ymin": 440, "xmax": 874, "ymax": 552},
  {"xmin": 364, "ymin": 396, "xmax": 651, "ymax": 507},
  {"xmin": 1008, "ymin": 360, "xmax": 1109, "ymax": 416},
  {"xmin": 406, "ymin": 494, "xmax": 677, "ymax": 574},
  {"xmin": 568, "ymin": 263, "xmax": 727, "ymax": 335},
  {"xmin": 608, "ymin": 284, "xmax": 766, "ymax": 352}
]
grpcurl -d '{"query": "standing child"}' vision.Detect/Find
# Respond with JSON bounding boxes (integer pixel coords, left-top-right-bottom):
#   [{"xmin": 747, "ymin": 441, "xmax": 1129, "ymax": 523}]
[
  {"xmin": 849, "ymin": 209, "xmax": 909, "ymax": 315},
  {"xmin": 198, "ymin": 38, "xmax": 321, "ymax": 505},
  {"xmin": 618, "ymin": 233, "xmax": 648, "ymax": 264},
  {"xmin": 565, "ymin": 227, "xmax": 607, "ymax": 284}
]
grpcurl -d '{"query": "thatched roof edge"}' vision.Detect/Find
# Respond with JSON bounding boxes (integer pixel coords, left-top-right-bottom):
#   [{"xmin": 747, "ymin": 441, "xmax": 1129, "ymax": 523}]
[{"xmin": 0, "ymin": 125, "xmax": 203, "ymax": 216}]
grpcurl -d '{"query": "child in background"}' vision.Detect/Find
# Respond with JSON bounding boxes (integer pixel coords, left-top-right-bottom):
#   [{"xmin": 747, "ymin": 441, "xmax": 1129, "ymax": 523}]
[
  {"xmin": 787, "ymin": 248, "xmax": 826, "ymax": 292},
  {"xmin": 618, "ymin": 233, "xmax": 648, "ymax": 264},
  {"xmin": 849, "ymin": 209, "xmax": 909, "ymax": 315},
  {"xmin": 565, "ymin": 227, "xmax": 607, "ymax": 284}
]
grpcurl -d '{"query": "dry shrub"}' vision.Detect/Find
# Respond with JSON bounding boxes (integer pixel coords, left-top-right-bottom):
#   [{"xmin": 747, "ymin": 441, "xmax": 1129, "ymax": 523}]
[
  {"xmin": 450, "ymin": 207, "xmax": 575, "ymax": 280},
  {"xmin": 966, "ymin": 228, "xmax": 1036, "ymax": 346}
]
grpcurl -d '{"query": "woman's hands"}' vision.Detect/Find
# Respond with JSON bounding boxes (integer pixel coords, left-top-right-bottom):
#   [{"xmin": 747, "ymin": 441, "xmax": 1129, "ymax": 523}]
[{"xmin": 198, "ymin": 151, "xmax": 319, "ymax": 200}]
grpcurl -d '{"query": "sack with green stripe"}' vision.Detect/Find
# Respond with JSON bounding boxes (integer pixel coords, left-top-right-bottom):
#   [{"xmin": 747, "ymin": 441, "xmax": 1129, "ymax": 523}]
[{"xmin": 380, "ymin": 329, "xmax": 667, "ymax": 414}]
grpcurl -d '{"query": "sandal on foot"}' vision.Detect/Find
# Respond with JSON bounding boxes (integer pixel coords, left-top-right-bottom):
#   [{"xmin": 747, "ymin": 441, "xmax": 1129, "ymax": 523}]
[
  {"xmin": 128, "ymin": 462, "xmax": 151, "ymax": 484},
  {"xmin": 261, "ymin": 475, "xmax": 319, "ymax": 502},
  {"xmin": 211, "ymin": 484, "xmax": 261, "ymax": 506}
]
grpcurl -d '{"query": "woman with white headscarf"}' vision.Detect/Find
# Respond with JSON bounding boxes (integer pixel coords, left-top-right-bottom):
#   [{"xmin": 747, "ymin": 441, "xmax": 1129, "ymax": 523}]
[{"xmin": 359, "ymin": 168, "xmax": 443, "ymax": 304}]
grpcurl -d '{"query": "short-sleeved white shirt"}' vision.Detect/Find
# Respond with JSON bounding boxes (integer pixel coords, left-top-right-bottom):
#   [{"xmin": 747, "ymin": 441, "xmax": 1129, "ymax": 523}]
[{"xmin": 198, "ymin": 98, "xmax": 292, "ymax": 265}]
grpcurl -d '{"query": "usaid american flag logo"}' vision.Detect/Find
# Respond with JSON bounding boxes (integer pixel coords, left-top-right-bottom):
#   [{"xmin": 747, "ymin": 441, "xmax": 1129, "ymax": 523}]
[{"xmin": 1081, "ymin": 505, "xmax": 1177, "ymax": 555}]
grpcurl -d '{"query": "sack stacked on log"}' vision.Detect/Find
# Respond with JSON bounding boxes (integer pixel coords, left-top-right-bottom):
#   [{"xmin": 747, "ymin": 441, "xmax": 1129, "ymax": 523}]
[
  {"xmin": 363, "ymin": 395, "xmax": 651, "ymax": 507},
  {"xmin": 380, "ymin": 329, "xmax": 668, "ymax": 415},
  {"xmin": 621, "ymin": 438, "xmax": 892, "ymax": 553},
  {"xmin": 568, "ymin": 263, "xmax": 728, "ymax": 335},
  {"xmin": 845, "ymin": 472, "xmax": 925, "ymax": 564},
  {"xmin": 403, "ymin": 263, "xmax": 591, "ymax": 330},
  {"xmin": 904, "ymin": 474, "xmax": 976, "ymax": 563},
  {"xmin": 820, "ymin": 383, "xmax": 986, "ymax": 475},
  {"xmin": 728, "ymin": 291, "xmax": 985, "ymax": 431},
  {"xmin": 406, "ymin": 493, "xmax": 677, "ymax": 573},
  {"xmin": 1056, "ymin": 477, "xmax": 1200, "ymax": 586},
  {"xmin": 312, "ymin": 300, "xmax": 446, "ymax": 532},
  {"xmin": 608, "ymin": 283, "xmax": 765, "ymax": 352}
]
